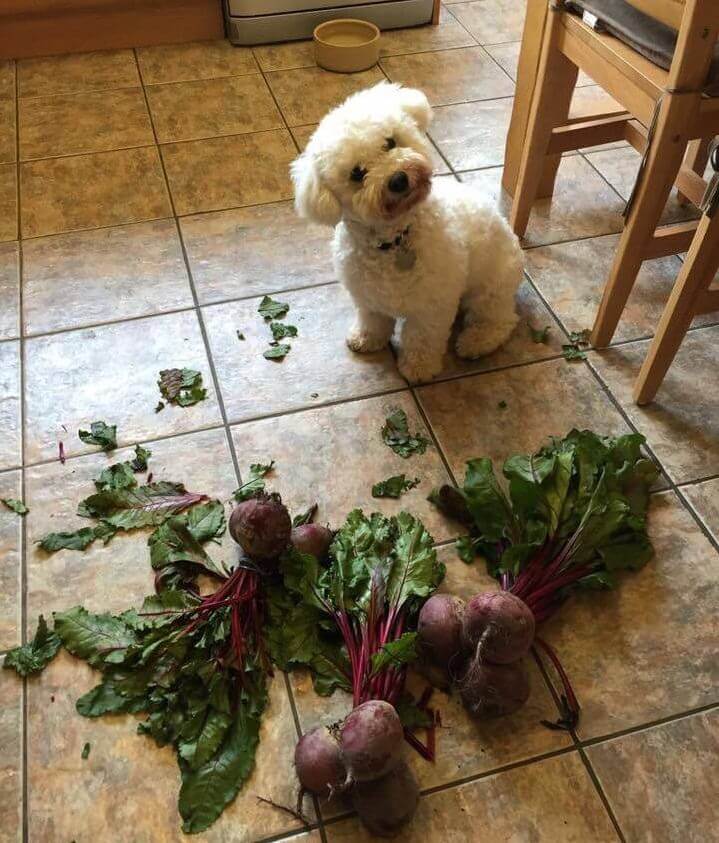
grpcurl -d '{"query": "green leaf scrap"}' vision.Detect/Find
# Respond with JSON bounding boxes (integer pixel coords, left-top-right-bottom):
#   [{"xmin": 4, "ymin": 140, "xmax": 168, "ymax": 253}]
[
  {"xmin": 3, "ymin": 615, "xmax": 61, "ymax": 676},
  {"xmin": 257, "ymin": 295, "xmax": 289, "ymax": 321},
  {"xmin": 130, "ymin": 444, "xmax": 151, "ymax": 472},
  {"xmin": 381, "ymin": 409, "xmax": 429, "ymax": 458},
  {"xmin": 263, "ymin": 344, "xmax": 290, "ymax": 361},
  {"xmin": 158, "ymin": 369, "xmax": 207, "ymax": 407},
  {"xmin": 529, "ymin": 324, "xmax": 551, "ymax": 344},
  {"xmin": 1, "ymin": 498, "xmax": 28, "ymax": 515},
  {"xmin": 79, "ymin": 421, "xmax": 117, "ymax": 452},
  {"xmin": 270, "ymin": 322, "xmax": 298, "ymax": 341},
  {"xmin": 371, "ymin": 474, "xmax": 420, "ymax": 499},
  {"xmin": 81, "ymin": 742, "xmax": 91, "ymax": 760},
  {"xmin": 232, "ymin": 462, "xmax": 275, "ymax": 502}
]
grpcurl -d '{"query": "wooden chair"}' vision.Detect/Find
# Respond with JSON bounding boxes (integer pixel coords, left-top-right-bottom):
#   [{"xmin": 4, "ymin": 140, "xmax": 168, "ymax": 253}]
[{"xmin": 506, "ymin": 0, "xmax": 719, "ymax": 349}]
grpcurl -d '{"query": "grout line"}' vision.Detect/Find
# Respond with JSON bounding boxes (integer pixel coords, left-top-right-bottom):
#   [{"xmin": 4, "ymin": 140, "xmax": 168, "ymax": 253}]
[{"xmin": 575, "ymin": 747, "xmax": 626, "ymax": 842}]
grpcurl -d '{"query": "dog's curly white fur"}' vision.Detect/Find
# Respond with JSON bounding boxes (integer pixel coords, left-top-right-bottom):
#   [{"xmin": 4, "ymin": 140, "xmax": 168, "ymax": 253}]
[{"xmin": 291, "ymin": 82, "xmax": 524, "ymax": 382}]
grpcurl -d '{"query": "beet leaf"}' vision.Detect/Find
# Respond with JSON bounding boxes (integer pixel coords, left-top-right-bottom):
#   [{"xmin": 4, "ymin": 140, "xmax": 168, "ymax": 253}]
[
  {"xmin": 3, "ymin": 615, "xmax": 61, "ymax": 676},
  {"xmin": 78, "ymin": 420, "xmax": 117, "ymax": 451}
]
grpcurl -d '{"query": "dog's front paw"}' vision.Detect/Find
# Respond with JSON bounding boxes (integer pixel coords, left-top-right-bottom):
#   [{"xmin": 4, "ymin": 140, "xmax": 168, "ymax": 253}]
[
  {"xmin": 346, "ymin": 324, "xmax": 390, "ymax": 353},
  {"xmin": 398, "ymin": 349, "xmax": 443, "ymax": 383}
]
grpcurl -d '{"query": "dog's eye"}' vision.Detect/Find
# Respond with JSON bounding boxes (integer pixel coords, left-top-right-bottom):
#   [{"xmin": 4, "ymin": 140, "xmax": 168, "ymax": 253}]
[
  {"xmin": 350, "ymin": 165, "xmax": 367, "ymax": 183},
  {"xmin": 385, "ymin": 137, "xmax": 397, "ymax": 150}
]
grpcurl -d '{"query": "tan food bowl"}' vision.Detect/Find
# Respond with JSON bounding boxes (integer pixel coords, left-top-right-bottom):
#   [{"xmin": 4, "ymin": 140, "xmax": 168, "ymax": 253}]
[{"xmin": 313, "ymin": 19, "xmax": 380, "ymax": 73}]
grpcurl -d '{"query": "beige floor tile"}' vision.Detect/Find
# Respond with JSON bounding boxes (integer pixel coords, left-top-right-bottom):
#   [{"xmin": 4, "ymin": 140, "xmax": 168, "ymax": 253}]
[
  {"xmin": 0, "ymin": 98, "xmax": 15, "ymax": 164},
  {"xmin": 590, "ymin": 327, "xmax": 719, "ymax": 484},
  {"xmin": 266, "ymin": 65, "xmax": 384, "ymax": 126},
  {"xmin": 380, "ymin": 9, "xmax": 477, "ymax": 56},
  {"xmin": 486, "ymin": 40, "xmax": 595, "ymax": 86},
  {"xmin": 253, "ymin": 41, "xmax": 316, "ymax": 73},
  {"xmin": 460, "ymin": 156, "xmax": 625, "ymax": 246},
  {"xmin": 0, "ymin": 60, "xmax": 15, "ymax": 98},
  {"xmin": 230, "ymin": 392, "xmax": 455, "ymax": 541},
  {"xmin": 146, "ymin": 74, "xmax": 282, "ymax": 143},
  {"xmin": 0, "ymin": 662, "xmax": 22, "ymax": 842},
  {"xmin": 381, "ymin": 46, "xmax": 514, "ymax": 106},
  {"xmin": 585, "ymin": 146, "xmax": 699, "ymax": 225},
  {"xmin": 25, "ymin": 428, "xmax": 237, "ymax": 622},
  {"xmin": 683, "ymin": 478, "xmax": 719, "ymax": 542},
  {"xmin": 569, "ymin": 84, "xmax": 623, "ymax": 119},
  {"xmin": 137, "ymin": 39, "xmax": 258, "ymax": 84},
  {"xmin": 19, "ymin": 88, "xmax": 153, "ymax": 160},
  {"xmin": 204, "ymin": 284, "xmax": 405, "ymax": 421},
  {"xmin": 162, "ymin": 129, "xmax": 295, "ymax": 216},
  {"xmin": 448, "ymin": 0, "xmax": 527, "ymax": 45},
  {"xmin": 291, "ymin": 122, "xmax": 450, "ymax": 174},
  {"xmin": 290, "ymin": 542, "xmax": 570, "ymax": 800},
  {"xmin": 23, "ymin": 310, "xmax": 222, "ymax": 464},
  {"xmin": 27, "ymin": 652, "xmax": 307, "ymax": 843},
  {"xmin": 542, "ymin": 491, "xmax": 719, "ymax": 739},
  {"xmin": 429, "ymin": 96, "xmax": 513, "ymax": 171},
  {"xmin": 0, "ymin": 342, "xmax": 21, "ymax": 470},
  {"xmin": 0, "ymin": 164, "xmax": 17, "ymax": 243},
  {"xmin": 429, "ymin": 280, "xmax": 565, "ymax": 383},
  {"xmin": 17, "ymin": 49, "xmax": 139, "ymax": 98},
  {"xmin": 588, "ymin": 710, "xmax": 719, "ymax": 843},
  {"xmin": 418, "ymin": 356, "xmax": 629, "ymax": 479},
  {"xmin": 0, "ymin": 241, "xmax": 19, "ymax": 340},
  {"xmin": 22, "ymin": 220, "xmax": 194, "ymax": 335},
  {"xmin": 526, "ymin": 233, "xmax": 718, "ymax": 343},
  {"xmin": 0, "ymin": 470, "xmax": 21, "ymax": 651},
  {"xmin": 326, "ymin": 751, "xmax": 617, "ymax": 841},
  {"xmin": 181, "ymin": 202, "xmax": 334, "ymax": 304},
  {"xmin": 20, "ymin": 146, "xmax": 171, "ymax": 238}
]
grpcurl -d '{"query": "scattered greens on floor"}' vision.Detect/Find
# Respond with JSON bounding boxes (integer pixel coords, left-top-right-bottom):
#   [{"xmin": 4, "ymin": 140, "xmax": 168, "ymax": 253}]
[
  {"xmin": 263, "ymin": 343, "xmax": 291, "ymax": 361},
  {"xmin": 381, "ymin": 409, "xmax": 429, "ymax": 458},
  {"xmin": 232, "ymin": 462, "xmax": 275, "ymax": 503},
  {"xmin": 236, "ymin": 331, "xmax": 245, "ymax": 341},
  {"xmin": 562, "ymin": 328, "xmax": 591, "ymax": 361},
  {"xmin": 270, "ymin": 322, "xmax": 298, "ymax": 341},
  {"xmin": 158, "ymin": 368, "xmax": 207, "ymax": 407},
  {"xmin": 528, "ymin": 324, "xmax": 551, "ymax": 344},
  {"xmin": 372, "ymin": 475, "xmax": 420, "ymax": 499},
  {"xmin": 78, "ymin": 421, "xmax": 117, "ymax": 452},
  {"xmin": 1, "ymin": 498, "xmax": 28, "ymax": 515},
  {"xmin": 258, "ymin": 295, "xmax": 290, "ymax": 321},
  {"xmin": 81, "ymin": 742, "xmax": 91, "ymax": 760},
  {"xmin": 430, "ymin": 429, "xmax": 659, "ymax": 727},
  {"xmin": 3, "ymin": 615, "xmax": 61, "ymax": 676}
]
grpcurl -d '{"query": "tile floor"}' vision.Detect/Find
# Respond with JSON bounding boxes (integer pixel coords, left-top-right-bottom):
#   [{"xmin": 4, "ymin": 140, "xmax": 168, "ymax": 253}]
[{"xmin": 1, "ymin": 5, "xmax": 718, "ymax": 841}]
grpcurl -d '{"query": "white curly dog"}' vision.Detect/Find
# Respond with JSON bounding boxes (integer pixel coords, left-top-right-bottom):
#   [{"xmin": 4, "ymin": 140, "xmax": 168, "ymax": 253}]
[{"xmin": 291, "ymin": 82, "xmax": 523, "ymax": 382}]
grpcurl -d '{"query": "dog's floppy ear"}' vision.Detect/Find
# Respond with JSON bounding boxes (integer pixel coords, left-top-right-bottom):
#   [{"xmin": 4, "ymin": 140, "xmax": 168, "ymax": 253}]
[
  {"xmin": 290, "ymin": 152, "xmax": 342, "ymax": 227},
  {"xmin": 397, "ymin": 87, "xmax": 432, "ymax": 132}
]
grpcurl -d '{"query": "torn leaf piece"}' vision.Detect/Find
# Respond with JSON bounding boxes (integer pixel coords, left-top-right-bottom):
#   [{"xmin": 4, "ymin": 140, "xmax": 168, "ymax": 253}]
[
  {"xmin": 79, "ymin": 421, "xmax": 117, "ymax": 451},
  {"xmin": 3, "ymin": 615, "xmax": 61, "ymax": 676},
  {"xmin": 158, "ymin": 368, "xmax": 207, "ymax": 407},
  {"xmin": 381, "ymin": 409, "xmax": 429, "ymax": 458},
  {"xmin": 257, "ymin": 295, "xmax": 289, "ymax": 321},
  {"xmin": 372, "ymin": 475, "xmax": 420, "ymax": 499}
]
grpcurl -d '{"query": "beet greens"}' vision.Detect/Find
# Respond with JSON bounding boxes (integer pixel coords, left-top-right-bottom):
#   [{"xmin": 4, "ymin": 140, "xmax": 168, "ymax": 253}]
[
  {"xmin": 431, "ymin": 429, "xmax": 659, "ymax": 727},
  {"xmin": 268, "ymin": 510, "xmax": 444, "ymax": 756}
]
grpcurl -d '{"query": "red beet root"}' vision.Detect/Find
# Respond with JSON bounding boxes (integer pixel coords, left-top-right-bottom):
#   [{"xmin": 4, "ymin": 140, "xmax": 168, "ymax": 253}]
[
  {"xmin": 418, "ymin": 594, "xmax": 465, "ymax": 666},
  {"xmin": 291, "ymin": 523, "xmax": 333, "ymax": 561},
  {"xmin": 340, "ymin": 700, "xmax": 403, "ymax": 782},
  {"xmin": 462, "ymin": 591, "xmax": 535, "ymax": 664},
  {"xmin": 229, "ymin": 494, "xmax": 291, "ymax": 562},
  {"xmin": 294, "ymin": 726, "xmax": 346, "ymax": 796},
  {"xmin": 459, "ymin": 658, "xmax": 530, "ymax": 718},
  {"xmin": 352, "ymin": 761, "xmax": 419, "ymax": 837}
]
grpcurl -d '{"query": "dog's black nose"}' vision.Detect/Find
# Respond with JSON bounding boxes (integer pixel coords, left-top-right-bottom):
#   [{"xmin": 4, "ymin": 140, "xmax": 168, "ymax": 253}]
[{"xmin": 388, "ymin": 171, "xmax": 409, "ymax": 194}]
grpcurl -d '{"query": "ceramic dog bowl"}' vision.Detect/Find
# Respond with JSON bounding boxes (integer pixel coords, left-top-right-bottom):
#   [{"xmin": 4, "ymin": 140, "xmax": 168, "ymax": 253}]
[{"xmin": 313, "ymin": 19, "xmax": 380, "ymax": 73}]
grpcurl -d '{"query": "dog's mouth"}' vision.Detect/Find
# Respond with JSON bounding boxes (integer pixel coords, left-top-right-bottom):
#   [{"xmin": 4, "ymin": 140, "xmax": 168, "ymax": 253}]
[{"xmin": 382, "ymin": 168, "xmax": 432, "ymax": 219}]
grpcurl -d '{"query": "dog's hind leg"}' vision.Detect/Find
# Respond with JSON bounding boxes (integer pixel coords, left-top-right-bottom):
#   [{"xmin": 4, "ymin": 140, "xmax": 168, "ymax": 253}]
[{"xmin": 456, "ymin": 230, "xmax": 522, "ymax": 360}]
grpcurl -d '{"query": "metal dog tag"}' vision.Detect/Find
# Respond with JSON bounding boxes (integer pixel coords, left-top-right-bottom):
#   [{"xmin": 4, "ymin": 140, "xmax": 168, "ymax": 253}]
[{"xmin": 395, "ymin": 248, "xmax": 417, "ymax": 271}]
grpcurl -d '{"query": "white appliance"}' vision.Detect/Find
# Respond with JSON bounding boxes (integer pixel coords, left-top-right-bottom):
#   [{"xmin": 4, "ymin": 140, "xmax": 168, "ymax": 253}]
[{"xmin": 224, "ymin": 0, "xmax": 433, "ymax": 46}]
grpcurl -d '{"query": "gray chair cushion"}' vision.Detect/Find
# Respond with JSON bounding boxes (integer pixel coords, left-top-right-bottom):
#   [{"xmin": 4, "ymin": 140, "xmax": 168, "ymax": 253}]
[{"xmin": 567, "ymin": 0, "xmax": 719, "ymax": 95}]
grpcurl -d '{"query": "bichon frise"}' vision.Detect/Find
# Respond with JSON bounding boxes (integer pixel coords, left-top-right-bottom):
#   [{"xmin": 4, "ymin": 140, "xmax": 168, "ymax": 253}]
[{"xmin": 290, "ymin": 81, "xmax": 523, "ymax": 382}]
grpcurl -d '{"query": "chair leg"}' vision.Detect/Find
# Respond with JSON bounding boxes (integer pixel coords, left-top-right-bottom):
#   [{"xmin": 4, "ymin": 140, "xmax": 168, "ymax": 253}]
[
  {"xmin": 677, "ymin": 137, "xmax": 710, "ymax": 205},
  {"xmin": 509, "ymin": 13, "xmax": 578, "ymax": 238},
  {"xmin": 590, "ymin": 93, "xmax": 697, "ymax": 348},
  {"xmin": 634, "ymin": 210, "xmax": 719, "ymax": 405}
]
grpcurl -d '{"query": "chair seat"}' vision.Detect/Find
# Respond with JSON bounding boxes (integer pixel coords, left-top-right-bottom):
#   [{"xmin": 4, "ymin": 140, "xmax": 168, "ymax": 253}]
[{"xmin": 567, "ymin": 0, "xmax": 719, "ymax": 95}]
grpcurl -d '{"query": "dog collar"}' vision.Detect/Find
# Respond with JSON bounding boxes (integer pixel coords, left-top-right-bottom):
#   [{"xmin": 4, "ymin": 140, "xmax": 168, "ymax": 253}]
[{"xmin": 377, "ymin": 226, "xmax": 411, "ymax": 251}]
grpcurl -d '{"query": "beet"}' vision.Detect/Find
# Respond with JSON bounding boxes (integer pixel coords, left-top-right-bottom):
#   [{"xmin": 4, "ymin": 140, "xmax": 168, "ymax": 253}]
[
  {"xmin": 291, "ymin": 523, "xmax": 333, "ymax": 561},
  {"xmin": 418, "ymin": 594, "xmax": 465, "ymax": 667},
  {"xmin": 339, "ymin": 700, "xmax": 403, "ymax": 782},
  {"xmin": 294, "ymin": 726, "xmax": 346, "ymax": 796},
  {"xmin": 459, "ymin": 658, "xmax": 530, "ymax": 718},
  {"xmin": 462, "ymin": 591, "xmax": 535, "ymax": 664},
  {"xmin": 229, "ymin": 494, "xmax": 291, "ymax": 562},
  {"xmin": 352, "ymin": 760, "xmax": 419, "ymax": 837}
]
